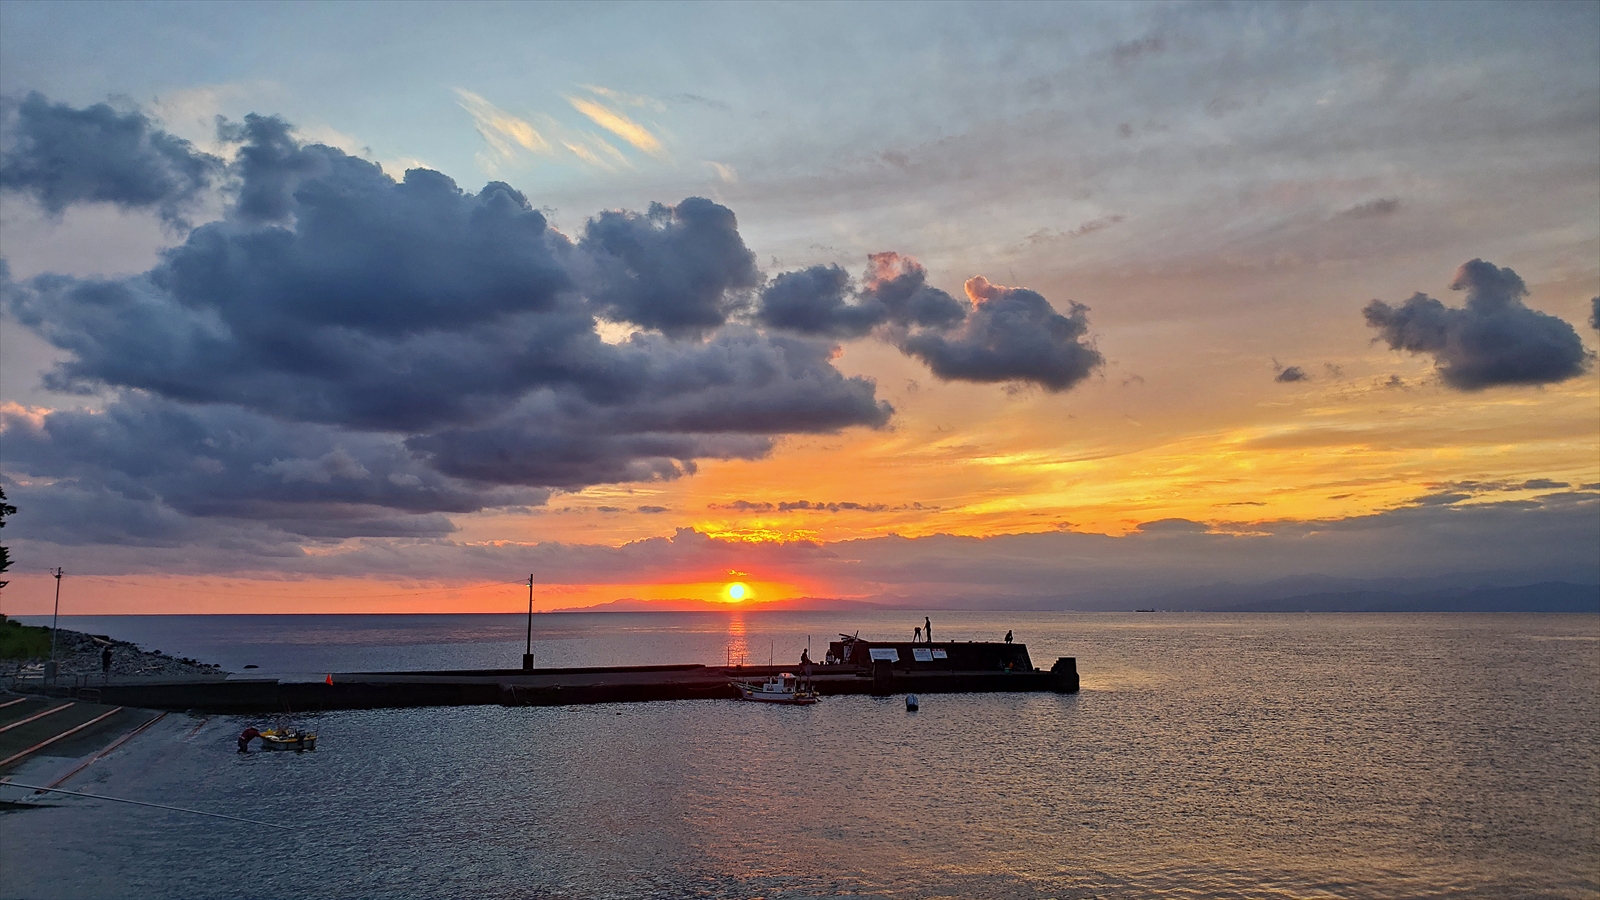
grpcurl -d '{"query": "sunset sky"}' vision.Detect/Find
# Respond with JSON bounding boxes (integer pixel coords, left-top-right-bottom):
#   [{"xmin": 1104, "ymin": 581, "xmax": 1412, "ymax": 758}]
[{"xmin": 1, "ymin": 1, "xmax": 1596, "ymax": 614}]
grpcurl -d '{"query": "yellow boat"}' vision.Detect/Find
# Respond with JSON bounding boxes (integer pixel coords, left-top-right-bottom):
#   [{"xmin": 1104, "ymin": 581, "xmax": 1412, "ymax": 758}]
[{"xmin": 258, "ymin": 727, "xmax": 316, "ymax": 751}]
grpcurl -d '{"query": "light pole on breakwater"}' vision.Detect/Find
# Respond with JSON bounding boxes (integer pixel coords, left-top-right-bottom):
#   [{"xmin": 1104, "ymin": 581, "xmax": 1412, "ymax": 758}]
[
  {"xmin": 523, "ymin": 574, "xmax": 535, "ymax": 671},
  {"xmin": 47, "ymin": 567, "xmax": 62, "ymax": 682}
]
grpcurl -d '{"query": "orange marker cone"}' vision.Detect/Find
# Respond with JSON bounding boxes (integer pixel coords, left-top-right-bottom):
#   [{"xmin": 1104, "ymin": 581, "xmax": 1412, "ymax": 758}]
[{"xmin": 325, "ymin": 674, "xmax": 333, "ymax": 685}]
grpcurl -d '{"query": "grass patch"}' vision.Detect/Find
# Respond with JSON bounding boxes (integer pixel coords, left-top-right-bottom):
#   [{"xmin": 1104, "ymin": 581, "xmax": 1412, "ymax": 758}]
[{"xmin": 0, "ymin": 615, "xmax": 53, "ymax": 661}]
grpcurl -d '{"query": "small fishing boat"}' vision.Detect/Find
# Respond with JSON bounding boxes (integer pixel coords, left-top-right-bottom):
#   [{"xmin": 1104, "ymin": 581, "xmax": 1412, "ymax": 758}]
[
  {"xmin": 733, "ymin": 672, "xmax": 818, "ymax": 705},
  {"xmin": 257, "ymin": 726, "xmax": 317, "ymax": 751}
]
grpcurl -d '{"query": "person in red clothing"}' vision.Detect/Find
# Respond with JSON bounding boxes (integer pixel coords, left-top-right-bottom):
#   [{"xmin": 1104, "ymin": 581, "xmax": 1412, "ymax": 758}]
[{"xmin": 238, "ymin": 727, "xmax": 261, "ymax": 753}]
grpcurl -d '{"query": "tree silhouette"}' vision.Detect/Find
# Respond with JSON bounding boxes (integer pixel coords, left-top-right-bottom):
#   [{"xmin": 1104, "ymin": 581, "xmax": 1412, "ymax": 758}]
[{"xmin": 0, "ymin": 486, "xmax": 15, "ymax": 589}]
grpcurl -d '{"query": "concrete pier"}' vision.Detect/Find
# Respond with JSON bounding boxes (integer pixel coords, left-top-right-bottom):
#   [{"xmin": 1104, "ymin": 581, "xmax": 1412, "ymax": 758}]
[{"xmin": 11, "ymin": 643, "xmax": 1079, "ymax": 713}]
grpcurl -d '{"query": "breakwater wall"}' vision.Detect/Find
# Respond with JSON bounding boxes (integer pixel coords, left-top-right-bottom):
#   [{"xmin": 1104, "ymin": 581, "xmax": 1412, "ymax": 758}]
[{"xmin": 24, "ymin": 643, "xmax": 1078, "ymax": 713}]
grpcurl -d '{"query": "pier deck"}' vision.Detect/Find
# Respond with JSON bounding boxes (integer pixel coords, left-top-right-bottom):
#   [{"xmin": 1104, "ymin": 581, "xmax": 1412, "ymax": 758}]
[{"xmin": 10, "ymin": 643, "xmax": 1079, "ymax": 713}]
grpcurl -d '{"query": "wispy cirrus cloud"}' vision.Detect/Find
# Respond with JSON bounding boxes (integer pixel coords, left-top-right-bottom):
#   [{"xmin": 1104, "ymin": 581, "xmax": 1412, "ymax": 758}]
[
  {"xmin": 453, "ymin": 89, "xmax": 551, "ymax": 171},
  {"xmin": 568, "ymin": 95, "xmax": 664, "ymax": 156},
  {"xmin": 578, "ymin": 84, "xmax": 665, "ymax": 112},
  {"xmin": 559, "ymin": 137, "xmax": 627, "ymax": 171},
  {"xmin": 454, "ymin": 86, "xmax": 665, "ymax": 173}
]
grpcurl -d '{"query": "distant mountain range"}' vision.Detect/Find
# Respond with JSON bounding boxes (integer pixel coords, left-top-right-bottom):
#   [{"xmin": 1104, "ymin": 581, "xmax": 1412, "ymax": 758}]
[
  {"xmin": 552, "ymin": 596, "xmax": 885, "ymax": 613},
  {"xmin": 559, "ymin": 581, "xmax": 1598, "ymax": 614}
]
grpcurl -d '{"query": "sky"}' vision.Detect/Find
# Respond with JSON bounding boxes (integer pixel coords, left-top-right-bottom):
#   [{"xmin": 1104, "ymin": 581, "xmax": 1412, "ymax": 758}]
[{"xmin": 0, "ymin": 0, "xmax": 1595, "ymax": 615}]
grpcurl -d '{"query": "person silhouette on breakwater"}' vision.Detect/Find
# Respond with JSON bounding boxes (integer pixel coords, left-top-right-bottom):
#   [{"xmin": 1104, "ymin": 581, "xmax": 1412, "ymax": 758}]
[
  {"xmin": 925, "ymin": 617, "xmax": 932, "ymax": 644},
  {"xmin": 1005, "ymin": 630, "xmax": 1013, "ymax": 644},
  {"xmin": 914, "ymin": 626, "xmax": 922, "ymax": 643},
  {"xmin": 101, "ymin": 645, "xmax": 112, "ymax": 677}
]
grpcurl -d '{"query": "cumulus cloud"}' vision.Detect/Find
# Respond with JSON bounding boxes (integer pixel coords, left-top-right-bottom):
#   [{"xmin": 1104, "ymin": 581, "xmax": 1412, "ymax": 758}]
[
  {"xmin": 897, "ymin": 275, "xmax": 1103, "ymax": 391},
  {"xmin": 754, "ymin": 252, "xmax": 1104, "ymax": 392},
  {"xmin": 0, "ymin": 96, "xmax": 895, "ymax": 545},
  {"xmin": 1274, "ymin": 364, "xmax": 1309, "ymax": 383},
  {"xmin": 579, "ymin": 197, "xmax": 761, "ymax": 337},
  {"xmin": 0, "ymin": 396, "xmax": 497, "ymax": 542},
  {"xmin": 859, "ymin": 252, "xmax": 970, "ymax": 330},
  {"xmin": 754, "ymin": 264, "xmax": 884, "ymax": 338},
  {"xmin": 0, "ymin": 92, "xmax": 222, "ymax": 226},
  {"xmin": 1363, "ymin": 259, "xmax": 1591, "ymax": 390}
]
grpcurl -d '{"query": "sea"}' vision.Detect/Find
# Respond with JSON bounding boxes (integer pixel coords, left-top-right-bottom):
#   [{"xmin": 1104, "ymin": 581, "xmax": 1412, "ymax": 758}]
[{"xmin": 1, "ymin": 610, "xmax": 1596, "ymax": 899}]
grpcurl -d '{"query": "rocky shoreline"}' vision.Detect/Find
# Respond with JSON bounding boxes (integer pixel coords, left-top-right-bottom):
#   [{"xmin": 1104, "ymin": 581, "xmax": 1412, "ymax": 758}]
[{"xmin": 0, "ymin": 626, "xmax": 225, "ymax": 679}]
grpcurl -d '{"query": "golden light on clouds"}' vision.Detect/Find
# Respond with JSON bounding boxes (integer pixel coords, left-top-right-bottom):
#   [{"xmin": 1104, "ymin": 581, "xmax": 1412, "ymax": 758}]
[
  {"xmin": 568, "ymin": 96, "xmax": 664, "ymax": 156},
  {"xmin": 453, "ymin": 89, "xmax": 551, "ymax": 166}
]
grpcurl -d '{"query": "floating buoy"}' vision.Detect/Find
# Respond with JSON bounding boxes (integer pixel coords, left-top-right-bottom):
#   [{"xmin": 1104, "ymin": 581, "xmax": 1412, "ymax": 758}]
[{"xmin": 905, "ymin": 693, "xmax": 919, "ymax": 712}]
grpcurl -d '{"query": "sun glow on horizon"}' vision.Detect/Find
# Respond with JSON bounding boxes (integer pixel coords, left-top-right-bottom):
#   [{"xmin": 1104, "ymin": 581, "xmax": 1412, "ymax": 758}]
[{"xmin": 724, "ymin": 581, "xmax": 750, "ymax": 603}]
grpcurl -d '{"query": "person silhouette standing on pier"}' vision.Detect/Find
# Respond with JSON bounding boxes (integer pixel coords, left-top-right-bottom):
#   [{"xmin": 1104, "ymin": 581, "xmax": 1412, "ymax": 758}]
[
  {"xmin": 914, "ymin": 626, "xmax": 922, "ymax": 643},
  {"xmin": 925, "ymin": 617, "xmax": 932, "ymax": 644},
  {"xmin": 101, "ymin": 645, "xmax": 113, "ymax": 680},
  {"xmin": 1005, "ymin": 630, "xmax": 1013, "ymax": 644}
]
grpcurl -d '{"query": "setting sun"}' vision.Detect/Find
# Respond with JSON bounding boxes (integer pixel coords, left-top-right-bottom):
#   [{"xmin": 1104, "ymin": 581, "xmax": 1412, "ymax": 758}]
[{"xmin": 725, "ymin": 582, "xmax": 749, "ymax": 602}]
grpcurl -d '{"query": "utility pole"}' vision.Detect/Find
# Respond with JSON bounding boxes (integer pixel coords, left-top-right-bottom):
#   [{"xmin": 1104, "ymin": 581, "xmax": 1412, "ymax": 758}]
[
  {"xmin": 47, "ymin": 567, "xmax": 62, "ymax": 682},
  {"xmin": 523, "ymin": 574, "xmax": 535, "ymax": 671}
]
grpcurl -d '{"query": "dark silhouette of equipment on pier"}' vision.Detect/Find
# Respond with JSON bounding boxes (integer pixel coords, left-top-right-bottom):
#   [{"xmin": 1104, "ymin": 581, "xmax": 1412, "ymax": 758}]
[{"xmin": 64, "ymin": 632, "xmax": 1078, "ymax": 713}]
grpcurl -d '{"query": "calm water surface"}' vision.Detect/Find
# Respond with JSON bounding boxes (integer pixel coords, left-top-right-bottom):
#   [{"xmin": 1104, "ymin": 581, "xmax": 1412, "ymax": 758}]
[{"xmin": 3, "ymin": 612, "xmax": 1596, "ymax": 899}]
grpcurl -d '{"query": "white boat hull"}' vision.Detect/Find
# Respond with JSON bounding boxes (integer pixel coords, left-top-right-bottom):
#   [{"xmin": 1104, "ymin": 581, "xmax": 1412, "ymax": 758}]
[{"xmin": 734, "ymin": 679, "xmax": 819, "ymax": 705}]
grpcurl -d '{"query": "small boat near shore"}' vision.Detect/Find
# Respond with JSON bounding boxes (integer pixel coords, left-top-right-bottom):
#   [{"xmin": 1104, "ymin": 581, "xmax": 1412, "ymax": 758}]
[
  {"xmin": 257, "ymin": 726, "xmax": 316, "ymax": 751},
  {"xmin": 733, "ymin": 672, "xmax": 818, "ymax": 705}
]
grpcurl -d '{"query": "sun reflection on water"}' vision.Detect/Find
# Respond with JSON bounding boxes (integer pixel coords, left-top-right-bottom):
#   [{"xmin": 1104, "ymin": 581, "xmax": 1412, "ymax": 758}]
[{"xmin": 724, "ymin": 612, "xmax": 748, "ymax": 667}]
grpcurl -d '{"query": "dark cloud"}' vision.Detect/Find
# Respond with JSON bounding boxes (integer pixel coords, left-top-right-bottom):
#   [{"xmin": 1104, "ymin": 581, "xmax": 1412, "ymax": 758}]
[
  {"xmin": 1338, "ymin": 198, "xmax": 1400, "ymax": 219},
  {"xmin": 752, "ymin": 253, "xmax": 968, "ymax": 337},
  {"xmin": 1434, "ymin": 479, "xmax": 1570, "ymax": 494},
  {"xmin": 0, "ymin": 92, "xmax": 221, "ymax": 226},
  {"xmin": 1112, "ymin": 36, "xmax": 1165, "ymax": 64},
  {"xmin": 219, "ymin": 113, "xmax": 329, "ymax": 224},
  {"xmin": 754, "ymin": 264, "xmax": 884, "ymax": 338},
  {"xmin": 578, "ymin": 197, "xmax": 761, "ymax": 337},
  {"xmin": 1135, "ymin": 518, "xmax": 1210, "ymax": 534},
  {"xmin": 1590, "ymin": 296, "xmax": 1598, "ymax": 331},
  {"xmin": 779, "ymin": 500, "xmax": 886, "ymax": 512},
  {"xmin": 1275, "ymin": 365, "xmax": 1309, "ymax": 383},
  {"xmin": 636, "ymin": 505, "xmax": 669, "ymax": 514},
  {"xmin": 1412, "ymin": 490, "xmax": 1472, "ymax": 506},
  {"xmin": 1068, "ymin": 214, "xmax": 1125, "ymax": 237},
  {"xmin": 897, "ymin": 276, "xmax": 1103, "ymax": 391},
  {"xmin": 753, "ymin": 252, "xmax": 1103, "ymax": 393},
  {"xmin": 7, "ymin": 164, "xmax": 582, "ymax": 432},
  {"xmin": 707, "ymin": 499, "xmax": 937, "ymax": 513},
  {"xmin": 1363, "ymin": 259, "xmax": 1591, "ymax": 390},
  {"xmin": 406, "ymin": 329, "xmax": 887, "ymax": 487},
  {"xmin": 707, "ymin": 500, "xmax": 775, "ymax": 512},
  {"xmin": 0, "ymin": 395, "xmax": 494, "ymax": 541},
  {"xmin": 859, "ymin": 252, "xmax": 969, "ymax": 330},
  {"xmin": 0, "ymin": 97, "xmax": 898, "ymax": 546}
]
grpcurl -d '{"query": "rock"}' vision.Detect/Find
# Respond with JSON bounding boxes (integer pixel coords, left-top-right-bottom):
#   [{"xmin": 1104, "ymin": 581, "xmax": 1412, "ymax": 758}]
[{"xmin": 0, "ymin": 626, "xmax": 227, "ymax": 677}]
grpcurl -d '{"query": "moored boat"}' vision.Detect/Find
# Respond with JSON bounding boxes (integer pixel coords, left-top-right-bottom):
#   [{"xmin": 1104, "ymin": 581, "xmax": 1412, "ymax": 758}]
[
  {"xmin": 257, "ymin": 726, "xmax": 317, "ymax": 751},
  {"xmin": 733, "ymin": 672, "xmax": 818, "ymax": 705}
]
